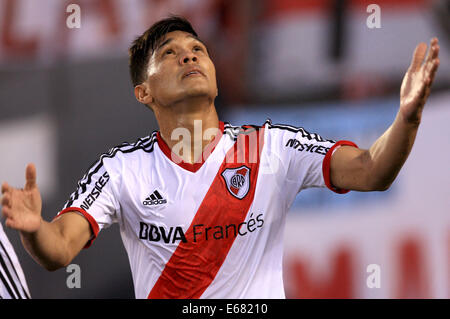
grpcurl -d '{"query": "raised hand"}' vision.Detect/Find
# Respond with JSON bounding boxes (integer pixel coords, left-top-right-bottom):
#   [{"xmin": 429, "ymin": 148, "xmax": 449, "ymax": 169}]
[
  {"xmin": 1, "ymin": 163, "xmax": 42, "ymax": 233},
  {"xmin": 400, "ymin": 38, "xmax": 440, "ymax": 125}
]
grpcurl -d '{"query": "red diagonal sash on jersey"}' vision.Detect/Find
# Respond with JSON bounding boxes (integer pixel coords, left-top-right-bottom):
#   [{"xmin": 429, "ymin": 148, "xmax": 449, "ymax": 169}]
[{"xmin": 148, "ymin": 126, "xmax": 265, "ymax": 299}]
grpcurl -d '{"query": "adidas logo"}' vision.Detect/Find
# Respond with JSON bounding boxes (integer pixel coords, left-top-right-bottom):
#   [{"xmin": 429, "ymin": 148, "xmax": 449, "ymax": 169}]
[{"xmin": 143, "ymin": 190, "xmax": 167, "ymax": 206}]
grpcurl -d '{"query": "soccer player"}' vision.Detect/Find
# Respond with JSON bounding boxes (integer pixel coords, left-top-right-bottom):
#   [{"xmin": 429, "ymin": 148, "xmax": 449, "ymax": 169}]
[
  {"xmin": 0, "ymin": 17, "xmax": 440, "ymax": 298},
  {"xmin": 0, "ymin": 222, "xmax": 30, "ymax": 299}
]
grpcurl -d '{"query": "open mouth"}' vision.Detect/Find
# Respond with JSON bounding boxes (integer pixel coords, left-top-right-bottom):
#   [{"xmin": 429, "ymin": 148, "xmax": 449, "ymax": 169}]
[{"xmin": 183, "ymin": 69, "xmax": 204, "ymax": 78}]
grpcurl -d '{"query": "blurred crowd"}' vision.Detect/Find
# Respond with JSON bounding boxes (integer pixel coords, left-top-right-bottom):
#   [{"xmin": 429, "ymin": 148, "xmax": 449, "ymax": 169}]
[{"xmin": 1, "ymin": 0, "xmax": 448, "ymax": 107}]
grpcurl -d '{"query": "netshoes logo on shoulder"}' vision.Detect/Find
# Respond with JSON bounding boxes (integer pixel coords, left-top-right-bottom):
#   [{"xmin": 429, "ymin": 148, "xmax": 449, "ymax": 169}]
[
  {"xmin": 285, "ymin": 138, "xmax": 330, "ymax": 155},
  {"xmin": 138, "ymin": 213, "xmax": 264, "ymax": 244},
  {"xmin": 80, "ymin": 172, "xmax": 110, "ymax": 211}
]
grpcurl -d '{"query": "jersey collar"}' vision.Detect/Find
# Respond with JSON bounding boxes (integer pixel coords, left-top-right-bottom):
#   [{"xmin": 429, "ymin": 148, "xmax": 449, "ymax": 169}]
[{"xmin": 156, "ymin": 121, "xmax": 225, "ymax": 173}]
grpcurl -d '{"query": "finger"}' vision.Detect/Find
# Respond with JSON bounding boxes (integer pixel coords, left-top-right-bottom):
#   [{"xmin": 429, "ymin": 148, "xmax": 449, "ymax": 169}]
[
  {"xmin": 426, "ymin": 46, "xmax": 439, "ymax": 65},
  {"xmin": 429, "ymin": 58, "xmax": 440, "ymax": 80},
  {"xmin": 409, "ymin": 42, "xmax": 427, "ymax": 72},
  {"xmin": 1, "ymin": 182, "xmax": 10, "ymax": 194},
  {"xmin": 5, "ymin": 217, "xmax": 19, "ymax": 230},
  {"xmin": 431, "ymin": 44, "xmax": 439, "ymax": 60},
  {"xmin": 428, "ymin": 59, "xmax": 439, "ymax": 86},
  {"xmin": 425, "ymin": 38, "xmax": 439, "ymax": 63},
  {"xmin": 1, "ymin": 206, "xmax": 11, "ymax": 219},
  {"xmin": 431, "ymin": 37, "xmax": 438, "ymax": 47},
  {"xmin": 424, "ymin": 58, "xmax": 440, "ymax": 86},
  {"xmin": 25, "ymin": 163, "xmax": 37, "ymax": 191},
  {"xmin": 1, "ymin": 193, "xmax": 11, "ymax": 208}
]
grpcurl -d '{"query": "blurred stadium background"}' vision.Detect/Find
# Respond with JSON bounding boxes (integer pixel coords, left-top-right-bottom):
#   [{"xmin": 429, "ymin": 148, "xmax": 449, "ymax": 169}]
[{"xmin": 0, "ymin": 0, "xmax": 449, "ymax": 298}]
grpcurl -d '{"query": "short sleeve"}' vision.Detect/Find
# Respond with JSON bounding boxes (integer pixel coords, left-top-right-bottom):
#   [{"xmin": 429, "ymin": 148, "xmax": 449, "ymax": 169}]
[
  {"xmin": 265, "ymin": 120, "xmax": 358, "ymax": 195},
  {"xmin": 55, "ymin": 157, "xmax": 121, "ymax": 248}
]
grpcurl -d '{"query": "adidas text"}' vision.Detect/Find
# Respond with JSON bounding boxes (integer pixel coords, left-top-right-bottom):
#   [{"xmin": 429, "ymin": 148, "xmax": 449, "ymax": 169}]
[{"xmin": 143, "ymin": 199, "xmax": 167, "ymax": 206}]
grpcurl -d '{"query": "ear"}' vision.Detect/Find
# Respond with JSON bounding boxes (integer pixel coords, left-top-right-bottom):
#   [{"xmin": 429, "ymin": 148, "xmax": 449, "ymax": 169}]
[{"xmin": 134, "ymin": 83, "xmax": 154, "ymax": 105}]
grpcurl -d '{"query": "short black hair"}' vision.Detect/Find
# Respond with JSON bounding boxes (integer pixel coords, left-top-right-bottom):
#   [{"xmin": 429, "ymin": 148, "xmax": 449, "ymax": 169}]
[{"xmin": 128, "ymin": 15, "xmax": 199, "ymax": 87}]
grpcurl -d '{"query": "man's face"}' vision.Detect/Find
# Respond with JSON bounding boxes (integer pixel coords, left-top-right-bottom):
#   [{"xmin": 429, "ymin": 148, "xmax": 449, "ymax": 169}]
[{"xmin": 145, "ymin": 30, "xmax": 218, "ymax": 107}]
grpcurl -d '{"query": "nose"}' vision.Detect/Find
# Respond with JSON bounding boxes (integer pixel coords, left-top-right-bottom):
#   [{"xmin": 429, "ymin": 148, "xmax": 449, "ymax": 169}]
[{"xmin": 179, "ymin": 51, "xmax": 198, "ymax": 65}]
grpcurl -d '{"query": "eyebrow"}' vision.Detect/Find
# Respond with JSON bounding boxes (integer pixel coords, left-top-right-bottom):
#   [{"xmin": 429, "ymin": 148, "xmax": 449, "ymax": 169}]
[
  {"xmin": 156, "ymin": 37, "xmax": 173, "ymax": 52},
  {"xmin": 155, "ymin": 35, "xmax": 208, "ymax": 54}
]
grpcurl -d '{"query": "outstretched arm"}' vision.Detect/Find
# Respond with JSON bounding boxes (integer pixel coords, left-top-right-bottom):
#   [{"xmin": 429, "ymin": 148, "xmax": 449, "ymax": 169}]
[
  {"xmin": 1, "ymin": 164, "xmax": 92, "ymax": 271},
  {"xmin": 329, "ymin": 38, "xmax": 440, "ymax": 192}
]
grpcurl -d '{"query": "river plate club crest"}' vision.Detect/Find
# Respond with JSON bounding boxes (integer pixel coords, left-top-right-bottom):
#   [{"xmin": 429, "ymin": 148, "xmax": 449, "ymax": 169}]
[{"xmin": 221, "ymin": 166, "xmax": 251, "ymax": 200}]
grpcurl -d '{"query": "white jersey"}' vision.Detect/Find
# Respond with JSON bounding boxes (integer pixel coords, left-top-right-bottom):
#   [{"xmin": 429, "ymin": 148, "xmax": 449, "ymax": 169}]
[
  {"xmin": 56, "ymin": 120, "xmax": 357, "ymax": 299},
  {"xmin": 0, "ymin": 223, "xmax": 31, "ymax": 299}
]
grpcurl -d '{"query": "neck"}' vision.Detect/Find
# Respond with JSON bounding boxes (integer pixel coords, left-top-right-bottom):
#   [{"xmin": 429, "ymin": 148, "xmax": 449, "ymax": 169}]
[{"xmin": 154, "ymin": 97, "xmax": 220, "ymax": 164}]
